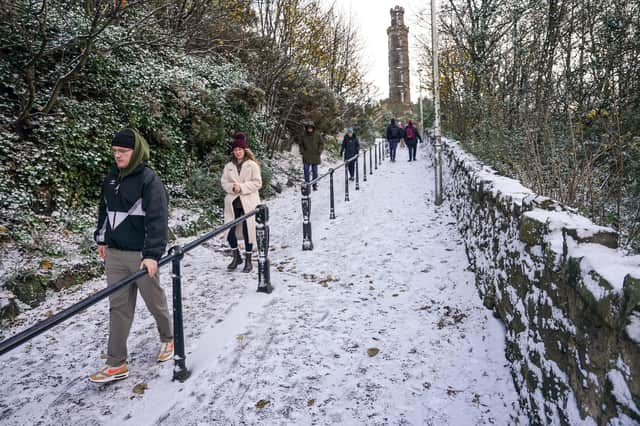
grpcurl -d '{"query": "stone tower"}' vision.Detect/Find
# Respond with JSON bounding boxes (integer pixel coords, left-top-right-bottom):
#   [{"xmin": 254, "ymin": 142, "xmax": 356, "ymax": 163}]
[{"xmin": 387, "ymin": 6, "xmax": 411, "ymax": 109}]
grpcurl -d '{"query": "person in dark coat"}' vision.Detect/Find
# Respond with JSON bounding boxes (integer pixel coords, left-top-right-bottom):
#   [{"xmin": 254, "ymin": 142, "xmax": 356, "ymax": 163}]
[
  {"xmin": 340, "ymin": 127, "xmax": 360, "ymax": 180},
  {"xmin": 298, "ymin": 121, "xmax": 323, "ymax": 190},
  {"xmin": 404, "ymin": 120, "xmax": 422, "ymax": 162},
  {"xmin": 385, "ymin": 118, "xmax": 403, "ymax": 162},
  {"xmin": 90, "ymin": 128, "xmax": 173, "ymax": 384}
]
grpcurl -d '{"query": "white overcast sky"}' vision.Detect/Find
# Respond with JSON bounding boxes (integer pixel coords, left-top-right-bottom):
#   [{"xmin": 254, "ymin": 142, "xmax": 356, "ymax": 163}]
[{"xmin": 333, "ymin": 0, "xmax": 431, "ymax": 101}]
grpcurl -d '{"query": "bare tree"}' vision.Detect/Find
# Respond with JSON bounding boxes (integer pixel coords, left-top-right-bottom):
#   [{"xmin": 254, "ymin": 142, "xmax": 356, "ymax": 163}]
[
  {"xmin": 5, "ymin": 0, "xmax": 212, "ymax": 127},
  {"xmin": 416, "ymin": 0, "xmax": 640, "ymax": 250}
]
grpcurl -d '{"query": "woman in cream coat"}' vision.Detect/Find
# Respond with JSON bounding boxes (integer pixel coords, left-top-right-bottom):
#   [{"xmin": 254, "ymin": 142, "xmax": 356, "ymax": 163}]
[{"xmin": 220, "ymin": 132, "xmax": 262, "ymax": 272}]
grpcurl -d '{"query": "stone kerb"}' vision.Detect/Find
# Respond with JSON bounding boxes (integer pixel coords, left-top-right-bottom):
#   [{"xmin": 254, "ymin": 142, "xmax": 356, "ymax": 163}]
[{"xmin": 426, "ymin": 139, "xmax": 640, "ymax": 424}]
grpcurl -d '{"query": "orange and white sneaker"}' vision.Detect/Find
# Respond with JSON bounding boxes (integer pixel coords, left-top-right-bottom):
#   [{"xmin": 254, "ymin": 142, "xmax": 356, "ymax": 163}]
[
  {"xmin": 157, "ymin": 340, "xmax": 174, "ymax": 362},
  {"xmin": 89, "ymin": 363, "xmax": 129, "ymax": 383}
]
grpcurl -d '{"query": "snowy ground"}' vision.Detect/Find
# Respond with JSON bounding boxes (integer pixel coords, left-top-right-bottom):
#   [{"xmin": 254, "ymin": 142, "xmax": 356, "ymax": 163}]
[{"xmin": 0, "ymin": 142, "xmax": 520, "ymax": 425}]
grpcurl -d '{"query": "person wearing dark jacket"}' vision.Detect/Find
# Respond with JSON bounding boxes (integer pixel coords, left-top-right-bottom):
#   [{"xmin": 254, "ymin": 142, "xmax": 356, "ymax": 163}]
[
  {"xmin": 340, "ymin": 127, "xmax": 360, "ymax": 180},
  {"xmin": 404, "ymin": 120, "xmax": 422, "ymax": 162},
  {"xmin": 386, "ymin": 118, "xmax": 403, "ymax": 162},
  {"xmin": 89, "ymin": 128, "xmax": 173, "ymax": 384},
  {"xmin": 298, "ymin": 121, "xmax": 324, "ymax": 190}
]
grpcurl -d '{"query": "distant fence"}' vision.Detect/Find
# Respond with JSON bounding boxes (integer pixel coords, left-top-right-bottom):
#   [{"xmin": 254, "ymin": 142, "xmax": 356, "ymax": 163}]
[
  {"xmin": 0, "ymin": 205, "xmax": 272, "ymax": 382},
  {"xmin": 300, "ymin": 140, "xmax": 387, "ymax": 250}
]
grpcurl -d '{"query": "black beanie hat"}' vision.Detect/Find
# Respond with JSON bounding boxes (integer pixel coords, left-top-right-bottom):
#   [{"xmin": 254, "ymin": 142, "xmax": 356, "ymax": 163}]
[{"xmin": 112, "ymin": 128, "xmax": 136, "ymax": 149}]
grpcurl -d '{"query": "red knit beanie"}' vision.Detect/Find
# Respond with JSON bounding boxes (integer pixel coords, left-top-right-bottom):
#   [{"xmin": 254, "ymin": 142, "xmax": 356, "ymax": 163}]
[{"xmin": 231, "ymin": 132, "xmax": 248, "ymax": 150}]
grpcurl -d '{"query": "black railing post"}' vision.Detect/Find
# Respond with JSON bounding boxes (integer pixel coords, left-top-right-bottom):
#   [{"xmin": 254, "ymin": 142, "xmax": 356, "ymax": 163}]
[
  {"xmin": 329, "ymin": 169, "xmax": 336, "ymax": 219},
  {"xmin": 374, "ymin": 143, "xmax": 378, "ymax": 170},
  {"xmin": 344, "ymin": 161, "xmax": 350, "ymax": 202},
  {"xmin": 170, "ymin": 245, "xmax": 190, "ymax": 382},
  {"xmin": 255, "ymin": 205, "xmax": 272, "ymax": 294},
  {"xmin": 301, "ymin": 184, "xmax": 313, "ymax": 250},
  {"xmin": 363, "ymin": 150, "xmax": 367, "ymax": 182},
  {"xmin": 369, "ymin": 146, "xmax": 373, "ymax": 174},
  {"xmin": 355, "ymin": 155, "xmax": 360, "ymax": 191}
]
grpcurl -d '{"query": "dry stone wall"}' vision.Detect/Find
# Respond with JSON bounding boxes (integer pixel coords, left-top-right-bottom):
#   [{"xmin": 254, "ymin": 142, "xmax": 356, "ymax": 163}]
[{"xmin": 428, "ymin": 139, "xmax": 640, "ymax": 425}]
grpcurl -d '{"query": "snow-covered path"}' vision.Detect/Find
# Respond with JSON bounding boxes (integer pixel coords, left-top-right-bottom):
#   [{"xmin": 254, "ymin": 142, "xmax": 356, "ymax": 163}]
[{"xmin": 1, "ymin": 143, "xmax": 519, "ymax": 425}]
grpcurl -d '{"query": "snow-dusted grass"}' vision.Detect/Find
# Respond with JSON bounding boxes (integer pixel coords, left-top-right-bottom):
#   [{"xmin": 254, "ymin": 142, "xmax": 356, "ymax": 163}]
[{"xmin": 0, "ymin": 143, "xmax": 518, "ymax": 425}]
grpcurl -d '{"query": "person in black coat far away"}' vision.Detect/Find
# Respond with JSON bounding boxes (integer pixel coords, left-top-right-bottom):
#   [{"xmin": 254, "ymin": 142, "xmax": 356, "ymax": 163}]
[
  {"xmin": 386, "ymin": 118, "xmax": 403, "ymax": 162},
  {"xmin": 340, "ymin": 127, "xmax": 360, "ymax": 180}
]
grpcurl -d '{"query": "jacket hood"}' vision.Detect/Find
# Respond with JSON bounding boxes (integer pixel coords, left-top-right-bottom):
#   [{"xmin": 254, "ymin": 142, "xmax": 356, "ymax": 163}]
[{"xmin": 116, "ymin": 129, "xmax": 150, "ymax": 180}]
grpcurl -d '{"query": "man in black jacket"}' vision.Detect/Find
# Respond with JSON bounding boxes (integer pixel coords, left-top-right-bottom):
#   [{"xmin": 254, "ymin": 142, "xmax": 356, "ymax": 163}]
[
  {"xmin": 89, "ymin": 128, "xmax": 173, "ymax": 383},
  {"xmin": 386, "ymin": 118, "xmax": 403, "ymax": 162}
]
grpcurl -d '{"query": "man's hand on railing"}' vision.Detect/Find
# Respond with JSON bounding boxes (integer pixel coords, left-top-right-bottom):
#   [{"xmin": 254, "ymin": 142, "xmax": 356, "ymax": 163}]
[{"xmin": 141, "ymin": 258, "xmax": 158, "ymax": 278}]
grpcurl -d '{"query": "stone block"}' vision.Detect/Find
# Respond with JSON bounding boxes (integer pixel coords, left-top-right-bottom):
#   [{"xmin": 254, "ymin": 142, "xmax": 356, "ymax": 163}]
[
  {"xmin": 5, "ymin": 271, "xmax": 47, "ymax": 308},
  {"xmin": 519, "ymin": 215, "xmax": 547, "ymax": 248},
  {"xmin": 564, "ymin": 228, "xmax": 618, "ymax": 249},
  {"xmin": 0, "ymin": 292, "xmax": 20, "ymax": 321},
  {"xmin": 622, "ymin": 275, "xmax": 640, "ymax": 318}
]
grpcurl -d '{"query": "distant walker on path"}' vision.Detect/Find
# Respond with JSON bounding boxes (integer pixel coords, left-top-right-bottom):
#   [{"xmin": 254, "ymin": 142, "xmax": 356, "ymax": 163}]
[
  {"xmin": 341, "ymin": 127, "xmax": 360, "ymax": 180},
  {"xmin": 297, "ymin": 121, "xmax": 324, "ymax": 190},
  {"xmin": 386, "ymin": 118, "xmax": 403, "ymax": 162},
  {"xmin": 404, "ymin": 120, "xmax": 422, "ymax": 162}
]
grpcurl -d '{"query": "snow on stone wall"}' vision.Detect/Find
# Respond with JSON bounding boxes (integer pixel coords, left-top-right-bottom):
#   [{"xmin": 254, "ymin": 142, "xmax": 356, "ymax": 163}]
[{"xmin": 427, "ymin": 139, "xmax": 640, "ymax": 424}]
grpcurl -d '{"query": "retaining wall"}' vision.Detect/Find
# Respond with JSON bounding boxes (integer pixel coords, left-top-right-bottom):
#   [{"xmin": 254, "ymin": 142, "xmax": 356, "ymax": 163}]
[{"xmin": 428, "ymin": 139, "xmax": 640, "ymax": 425}]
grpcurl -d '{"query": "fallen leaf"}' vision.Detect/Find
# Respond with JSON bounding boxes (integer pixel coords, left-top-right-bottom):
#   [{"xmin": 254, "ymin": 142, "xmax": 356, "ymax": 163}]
[
  {"xmin": 367, "ymin": 347, "xmax": 380, "ymax": 357},
  {"xmin": 132, "ymin": 383, "xmax": 148, "ymax": 395},
  {"xmin": 308, "ymin": 399, "xmax": 315, "ymax": 406},
  {"xmin": 255, "ymin": 399, "xmax": 270, "ymax": 409},
  {"xmin": 40, "ymin": 260, "xmax": 53, "ymax": 270},
  {"xmin": 446, "ymin": 387, "xmax": 462, "ymax": 396},
  {"xmin": 236, "ymin": 335, "xmax": 244, "ymax": 341}
]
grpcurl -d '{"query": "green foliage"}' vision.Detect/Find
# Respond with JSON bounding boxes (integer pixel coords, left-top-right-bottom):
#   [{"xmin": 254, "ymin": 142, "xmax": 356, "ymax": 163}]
[
  {"xmin": 185, "ymin": 166, "xmax": 225, "ymax": 208},
  {"xmin": 0, "ymin": 25, "xmax": 264, "ymax": 242},
  {"xmin": 0, "ymin": 0, "xmax": 375, "ymax": 254},
  {"xmin": 259, "ymin": 163, "xmax": 274, "ymax": 199},
  {"xmin": 323, "ymin": 137, "xmax": 341, "ymax": 156}
]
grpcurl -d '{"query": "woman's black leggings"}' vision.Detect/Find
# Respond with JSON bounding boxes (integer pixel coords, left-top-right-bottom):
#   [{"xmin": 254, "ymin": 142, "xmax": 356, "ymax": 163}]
[{"xmin": 227, "ymin": 198, "xmax": 253, "ymax": 252}]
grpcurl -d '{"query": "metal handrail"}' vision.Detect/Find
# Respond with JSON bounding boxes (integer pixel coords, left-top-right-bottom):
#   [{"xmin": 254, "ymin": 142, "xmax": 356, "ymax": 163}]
[
  {"xmin": 0, "ymin": 205, "xmax": 272, "ymax": 383},
  {"xmin": 301, "ymin": 153, "xmax": 357, "ymax": 188},
  {"xmin": 300, "ymin": 141, "xmax": 386, "ymax": 250}
]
